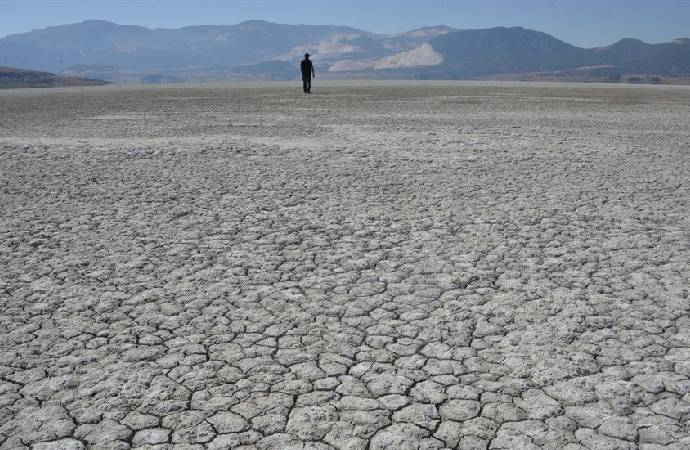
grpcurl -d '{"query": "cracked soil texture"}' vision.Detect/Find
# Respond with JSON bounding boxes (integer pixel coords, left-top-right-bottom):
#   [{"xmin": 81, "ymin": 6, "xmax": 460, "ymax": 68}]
[{"xmin": 0, "ymin": 81, "xmax": 689, "ymax": 449}]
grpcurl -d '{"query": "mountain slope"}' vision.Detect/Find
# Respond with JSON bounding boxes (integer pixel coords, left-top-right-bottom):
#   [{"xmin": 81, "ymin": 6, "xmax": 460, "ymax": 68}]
[
  {"xmin": 0, "ymin": 66, "xmax": 108, "ymax": 88},
  {"xmin": 0, "ymin": 20, "xmax": 366, "ymax": 72},
  {"xmin": 429, "ymin": 27, "xmax": 590, "ymax": 75},
  {"xmin": 589, "ymin": 38, "xmax": 690, "ymax": 74},
  {"xmin": 426, "ymin": 28, "xmax": 690, "ymax": 78}
]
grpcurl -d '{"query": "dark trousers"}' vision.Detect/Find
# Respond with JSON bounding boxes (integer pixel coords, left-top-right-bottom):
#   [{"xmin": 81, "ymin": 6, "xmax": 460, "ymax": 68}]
[{"xmin": 302, "ymin": 77, "xmax": 311, "ymax": 93}]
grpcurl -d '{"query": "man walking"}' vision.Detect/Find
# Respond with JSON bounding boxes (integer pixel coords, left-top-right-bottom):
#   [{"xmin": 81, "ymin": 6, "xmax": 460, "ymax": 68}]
[{"xmin": 301, "ymin": 53, "xmax": 315, "ymax": 94}]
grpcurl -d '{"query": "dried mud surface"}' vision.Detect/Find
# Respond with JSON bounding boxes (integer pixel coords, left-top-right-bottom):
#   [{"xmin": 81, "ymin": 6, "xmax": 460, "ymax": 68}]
[{"xmin": 1, "ymin": 81, "xmax": 689, "ymax": 449}]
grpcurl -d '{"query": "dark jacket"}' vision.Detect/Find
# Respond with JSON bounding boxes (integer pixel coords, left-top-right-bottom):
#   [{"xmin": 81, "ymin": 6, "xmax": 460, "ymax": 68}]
[{"xmin": 301, "ymin": 59, "xmax": 314, "ymax": 79}]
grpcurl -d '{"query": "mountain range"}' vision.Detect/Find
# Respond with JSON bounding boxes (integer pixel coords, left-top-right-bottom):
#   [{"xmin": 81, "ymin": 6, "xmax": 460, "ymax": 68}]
[{"xmin": 1, "ymin": 20, "xmax": 688, "ymax": 83}]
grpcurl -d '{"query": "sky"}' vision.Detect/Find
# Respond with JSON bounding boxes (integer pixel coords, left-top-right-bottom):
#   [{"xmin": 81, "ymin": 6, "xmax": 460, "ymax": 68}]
[{"xmin": 0, "ymin": 0, "xmax": 688, "ymax": 47}]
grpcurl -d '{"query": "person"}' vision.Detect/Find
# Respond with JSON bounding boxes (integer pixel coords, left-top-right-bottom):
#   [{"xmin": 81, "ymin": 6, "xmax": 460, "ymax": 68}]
[{"xmin": 300, "ymin": 53, "xmax": 315, "ymax": 94}]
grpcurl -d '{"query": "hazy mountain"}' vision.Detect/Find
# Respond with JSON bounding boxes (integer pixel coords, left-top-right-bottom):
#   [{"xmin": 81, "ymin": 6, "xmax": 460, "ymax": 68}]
[
  {"xmin": 0, "ymin": 20, "xmax": 365, "ymax": 72},
  {"xmin": 0, "ymin": 66, "xmax": 108, "ymax": 88},
  {"xmin": 418, "ymin": 28, "xmax": 690, "ymax": 78},
  {"xmin": 428, "ymin": 27, "xmax": 590, "ymax": 75},
  {"xmin": 588, "ymin": 38, "xmax": 690, "ymax": 74},
  {"xmin": 0, "ymin": 20, "xmax": 688, "ymax": 83}
]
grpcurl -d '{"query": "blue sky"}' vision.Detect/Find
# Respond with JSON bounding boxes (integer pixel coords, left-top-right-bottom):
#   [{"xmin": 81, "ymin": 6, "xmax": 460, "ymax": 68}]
[{"xmin": 0, "ymin": 0, "xmax": 688, "ymax": 47}]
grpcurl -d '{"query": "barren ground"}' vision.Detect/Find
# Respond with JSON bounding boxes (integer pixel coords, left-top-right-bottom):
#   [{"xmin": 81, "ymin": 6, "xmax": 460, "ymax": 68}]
[{"xmin": 1, "ymin": 81, "xmax": 689, "ymax": 449}]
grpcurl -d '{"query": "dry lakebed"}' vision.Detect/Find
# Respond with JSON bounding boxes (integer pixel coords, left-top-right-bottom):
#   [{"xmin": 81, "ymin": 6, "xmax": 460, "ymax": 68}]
[{"xmin": 0, "ymin": 81, "xmax": 689, "ymax": 449}]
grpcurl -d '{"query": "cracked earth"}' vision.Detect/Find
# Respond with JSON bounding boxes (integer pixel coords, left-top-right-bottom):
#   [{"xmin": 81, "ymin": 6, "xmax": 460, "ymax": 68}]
[{"xmin": 1, "ymin": 81, "xmax": 689, "ymax": 449}]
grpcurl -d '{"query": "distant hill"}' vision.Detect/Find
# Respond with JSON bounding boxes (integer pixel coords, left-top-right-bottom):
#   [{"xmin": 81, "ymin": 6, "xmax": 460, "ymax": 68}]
[
  {"xmin": 0, "ymin": 20, "xmax": 688, "ymax": 83},
  {"xmin": 0, "ymin": 20, "xmax": 365, "ymax": 72},
  {"xmin": 418, "ymin": 27, "xmax": 690, "ymax": 79},
  {"xmin": 428, "ymin": 27, "xmax": 590, "ymax": 76},
  {"xmin": 0, "ymin": 66, "xmax": 108, "ymax": 88},
  {"xmin": 588, "ymin": 38, "xmax": 690, "ymax": 75}
]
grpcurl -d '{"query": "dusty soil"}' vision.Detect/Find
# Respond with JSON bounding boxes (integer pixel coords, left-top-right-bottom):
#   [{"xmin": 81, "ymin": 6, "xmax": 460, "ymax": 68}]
[{"xmin": 1, "ymin": 81, "xmax": 689, "ymax": 449}]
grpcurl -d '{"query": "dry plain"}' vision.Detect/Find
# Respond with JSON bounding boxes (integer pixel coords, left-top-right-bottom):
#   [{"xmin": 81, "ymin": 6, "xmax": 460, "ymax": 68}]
[{"xmin": 1, "ymin": 81, "xmax": 689, "ymax": 449}]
